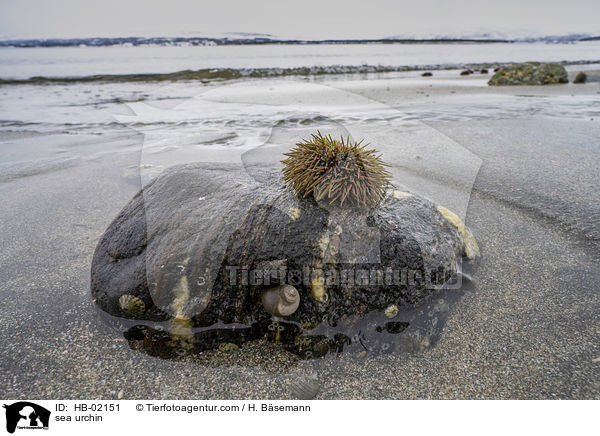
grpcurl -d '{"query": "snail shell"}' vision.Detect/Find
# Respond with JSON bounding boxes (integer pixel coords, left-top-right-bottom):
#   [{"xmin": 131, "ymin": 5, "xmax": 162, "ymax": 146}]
[
  {"xmin": 218, "ymin": 342, "xmax": 240, "ymax": 353},
  {"xmin": 261, "ymin": 285, "xmax": 300, "ymax": 317},
  {"xmin": 290, "ymin": 373, "xmax": 320, "ymax": 400},
  {"xmin": 118, "ymin": 294, "xmax": 146, "ymax": 318}
]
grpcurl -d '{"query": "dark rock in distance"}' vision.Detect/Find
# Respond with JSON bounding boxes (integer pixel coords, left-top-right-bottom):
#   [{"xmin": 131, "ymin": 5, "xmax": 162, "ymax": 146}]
[
  {"xmin": 573, "ymin": 72, "xmax": 587, "ymax": 84},
  {"xmin": 421, "ymin": 72, "xmax": 433, "ymax": 77},
  {"xmin": 480, "ymin": 69, "xmax": 488, "ymax": 74},
  {"xmin": 488, "ymin": 62, "xmax": 568, "ymax": 86},
  {"xmin": 460, "ymin": 70, "xmax": 472, "ymax": 76},
  {"xmin": 91, "ymin": 163, "xmax": 478, "ymax": 358}
]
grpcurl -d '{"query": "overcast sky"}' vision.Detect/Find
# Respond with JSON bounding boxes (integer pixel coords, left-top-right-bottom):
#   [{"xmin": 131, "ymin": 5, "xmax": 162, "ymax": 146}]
[{"xmin": 1, "ymin": 0, "xmax": 599, "ymax": 39}]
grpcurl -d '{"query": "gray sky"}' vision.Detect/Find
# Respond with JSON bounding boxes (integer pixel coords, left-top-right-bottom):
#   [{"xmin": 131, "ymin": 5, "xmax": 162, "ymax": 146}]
[{"xmin": 1, "ymin": 0, "xmax": 599, "ymax": 39}]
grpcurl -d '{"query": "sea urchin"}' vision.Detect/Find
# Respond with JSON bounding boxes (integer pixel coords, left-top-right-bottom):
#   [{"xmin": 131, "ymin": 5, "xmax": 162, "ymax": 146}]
[{"xmin": 281, "ymin": 132, "xmax": 392, "ymax": 207}]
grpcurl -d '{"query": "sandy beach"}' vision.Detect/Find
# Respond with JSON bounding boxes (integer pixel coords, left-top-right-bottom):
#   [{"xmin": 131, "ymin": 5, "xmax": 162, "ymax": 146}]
[{"xmin": 1, "ymin": 67, "xmax": 598, "ymax": 399}]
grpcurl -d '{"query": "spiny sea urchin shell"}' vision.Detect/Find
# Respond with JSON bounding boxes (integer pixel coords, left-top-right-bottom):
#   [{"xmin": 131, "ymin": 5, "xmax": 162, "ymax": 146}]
[
  {"xmin": 281, "ymin": 132, "xmax": 392, "ymax": 207},
  {"xmin": 118, "ymin": 294, "xmax": 146, "ymax": 318}
]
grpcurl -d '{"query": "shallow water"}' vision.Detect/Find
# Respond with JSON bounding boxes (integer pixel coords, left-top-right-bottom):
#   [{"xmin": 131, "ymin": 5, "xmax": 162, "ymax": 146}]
[{"xmin": 1, "ymin": 41, "xmax": 599, "ymax": 80}]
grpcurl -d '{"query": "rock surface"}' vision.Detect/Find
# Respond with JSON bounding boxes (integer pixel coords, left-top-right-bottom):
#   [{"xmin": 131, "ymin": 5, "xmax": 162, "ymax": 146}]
[
  {"xmin": 488, "ymin": 62, "xmax": 568, "ymax": 86},
  {"xmin": 573, "ymin": 72, "xmax": 587, "ymax": 84},
  {"xmin": 91, "ymin": 162, "xmax": 478, "ymax": 358}
]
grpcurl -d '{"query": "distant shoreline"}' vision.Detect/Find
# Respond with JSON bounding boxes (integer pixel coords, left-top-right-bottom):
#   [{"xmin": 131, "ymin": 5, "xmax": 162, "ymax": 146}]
[
  {"xmin": 1, "ymin": 60, "xmax": 599, "ymax": 85},
  {"xmin": 1, "ymin": 35, "xmax": 599, "ymax": 48}
]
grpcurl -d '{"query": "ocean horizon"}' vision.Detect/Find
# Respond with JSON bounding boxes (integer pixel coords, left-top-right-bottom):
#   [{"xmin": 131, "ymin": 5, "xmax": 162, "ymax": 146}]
[{"xmin": 1, "ymin": 31, "xmax": 600, "ymax": 46}]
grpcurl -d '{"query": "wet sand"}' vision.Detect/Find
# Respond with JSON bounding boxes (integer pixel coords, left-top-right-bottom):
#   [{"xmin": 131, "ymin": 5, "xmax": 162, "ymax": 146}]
[{"xmin": 0, "ymin": 72, "xmax": 599, "ymax": 399}]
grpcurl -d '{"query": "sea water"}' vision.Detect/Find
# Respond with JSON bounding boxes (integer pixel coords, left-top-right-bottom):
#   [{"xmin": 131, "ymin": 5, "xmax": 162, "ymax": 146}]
[{"xmin": 0, "ymin": 40, "xmax": 599, "ymax": 80}]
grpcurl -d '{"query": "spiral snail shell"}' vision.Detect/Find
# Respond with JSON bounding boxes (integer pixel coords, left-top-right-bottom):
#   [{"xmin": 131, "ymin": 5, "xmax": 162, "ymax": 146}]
[
  {"xmin": 290, "ymin": 372, "xmax": 320, "ymax": 400},
  {"xmin": 261, "ymin": 284, "xmax": 300, "ymax": 317}
]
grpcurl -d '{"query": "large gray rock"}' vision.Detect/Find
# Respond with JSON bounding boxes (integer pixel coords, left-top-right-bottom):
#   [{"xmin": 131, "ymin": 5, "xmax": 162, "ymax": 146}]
[
  {"xmin": 488, "ymin": 62, "xmax": 568, "ymax": 86},
  {"xmin": 91, "ymin": 162, "xmax": 478, "ymax": 358}
]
